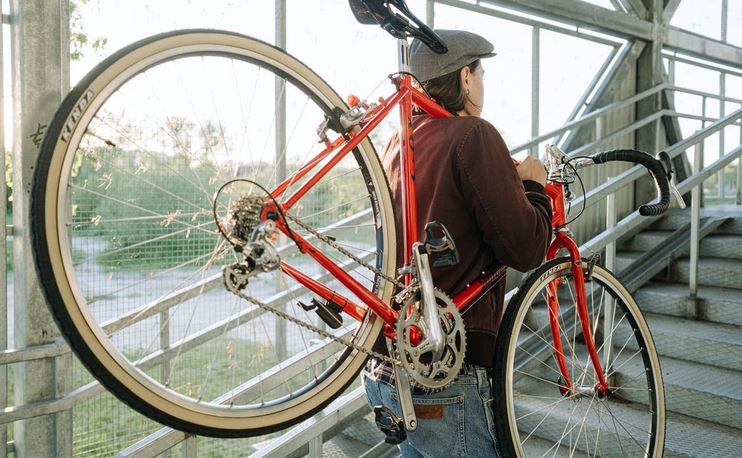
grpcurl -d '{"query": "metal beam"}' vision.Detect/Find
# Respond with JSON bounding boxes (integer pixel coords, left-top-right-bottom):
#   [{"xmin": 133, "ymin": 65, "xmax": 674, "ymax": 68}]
[
  {"xmin": 479, "ymin": 0, "xmax": 653, "ymax": 40},
  {"xmin": 484, "ymin": 0, "xmax": 742, "ymax": 69},
  {"xmin": 619, "ymin": 0, "xmax": 649, "ymax": 19},
  {"xmin": 664, "ymin": 27, "xmax": 742, "ymax": 68}
]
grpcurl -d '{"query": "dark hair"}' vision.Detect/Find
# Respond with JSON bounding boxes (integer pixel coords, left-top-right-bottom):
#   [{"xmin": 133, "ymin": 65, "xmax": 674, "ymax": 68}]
[{"xmin": 422, "ymin": 59, "xmax": 481, "ymax": 114}]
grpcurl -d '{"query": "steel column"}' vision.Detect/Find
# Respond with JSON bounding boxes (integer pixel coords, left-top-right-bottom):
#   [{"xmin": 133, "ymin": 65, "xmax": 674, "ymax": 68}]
[
  {"xmin": 10, "ymin": 1, "xmax": 71, "ymax": 456},
  {"xmin": 634, "ymin": 0, "xmax": 664, "ymax": 210},
  {"xmin": 0, "ymin": 2, "xmax": 7, "ymax": 455},
  {"xmin": 275, "ymin": 0, "xmax": 288, "ymax": 362}
]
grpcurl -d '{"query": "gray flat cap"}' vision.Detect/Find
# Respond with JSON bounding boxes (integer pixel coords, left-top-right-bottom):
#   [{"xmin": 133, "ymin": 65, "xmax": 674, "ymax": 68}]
[{"xmin": 410, "ymin": 29, "xmax": 496, "ymax": 83}]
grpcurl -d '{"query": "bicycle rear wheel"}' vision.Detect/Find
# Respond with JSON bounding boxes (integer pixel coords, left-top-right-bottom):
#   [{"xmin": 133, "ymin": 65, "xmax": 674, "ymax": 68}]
[
  {"xmin": 32, "ymin": 29, "xmax": 396, "ymax": 437},
  {"xmin": 494, "ymin": 257, "xmax": 665, "ymax": 457}
]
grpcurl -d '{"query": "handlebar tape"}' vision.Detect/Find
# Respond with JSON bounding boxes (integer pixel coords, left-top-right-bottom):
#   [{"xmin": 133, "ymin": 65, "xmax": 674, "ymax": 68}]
[{"xmin": 591, "ymin": 149, "xmax": 671, "ymax": 217}]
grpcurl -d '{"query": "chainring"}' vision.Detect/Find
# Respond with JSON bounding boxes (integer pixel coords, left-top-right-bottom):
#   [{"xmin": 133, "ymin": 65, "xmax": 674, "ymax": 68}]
[{"xmin": 395, "ymin": 288, "xmax": 466, "ymax": 391}]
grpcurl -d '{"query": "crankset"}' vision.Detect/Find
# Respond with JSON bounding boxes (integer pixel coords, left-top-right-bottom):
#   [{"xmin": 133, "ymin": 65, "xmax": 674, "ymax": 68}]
[{"xmin": 394, "ymin": 288, "xmax": 466, "ymax": 391}]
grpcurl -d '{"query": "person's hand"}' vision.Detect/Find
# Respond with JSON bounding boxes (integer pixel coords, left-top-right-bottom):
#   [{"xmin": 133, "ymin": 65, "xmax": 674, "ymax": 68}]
[{"xmin": 516, "ymin": 155, "xmax": 547, "ymax": 186}]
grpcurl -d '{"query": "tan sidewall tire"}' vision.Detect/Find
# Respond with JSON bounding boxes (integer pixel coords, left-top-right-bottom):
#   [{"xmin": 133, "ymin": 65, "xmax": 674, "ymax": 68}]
[{"xmin": 33, "ymin": 30, "xmax": 396, "ymax": 436}]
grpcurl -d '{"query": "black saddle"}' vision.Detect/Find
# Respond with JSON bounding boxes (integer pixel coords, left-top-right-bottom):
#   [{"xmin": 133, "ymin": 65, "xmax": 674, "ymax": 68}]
[{"xmin": 349, "ymin": 0, "xmax": 448, "ymax": 54}]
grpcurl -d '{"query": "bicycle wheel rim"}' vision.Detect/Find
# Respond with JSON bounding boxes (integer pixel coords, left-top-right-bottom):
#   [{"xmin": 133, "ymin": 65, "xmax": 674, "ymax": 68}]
[
  {"xmin": 496, "ymin": 259, "xmax": 665, "ymax": 457},
  {"xmin": 32, "ymin": 30, "xmax": 396, "ymax": 436}
]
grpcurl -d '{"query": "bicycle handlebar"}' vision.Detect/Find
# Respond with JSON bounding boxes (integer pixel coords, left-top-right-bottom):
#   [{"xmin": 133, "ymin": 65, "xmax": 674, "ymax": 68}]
[{"xmin": 590, "ymin": 149, "xmax": 671, "ymax": 216}]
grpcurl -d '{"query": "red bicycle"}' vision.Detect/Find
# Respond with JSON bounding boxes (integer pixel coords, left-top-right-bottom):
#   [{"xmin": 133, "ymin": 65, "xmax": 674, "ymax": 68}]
[{"xmin": 32, "ymin": 0, "xmax": 667, "ymax": 455}]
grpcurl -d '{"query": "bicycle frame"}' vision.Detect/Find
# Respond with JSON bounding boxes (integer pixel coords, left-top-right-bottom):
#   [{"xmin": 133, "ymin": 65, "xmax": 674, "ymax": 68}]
[
  {"xmin": 261, "ymin": 68, "xmax": 504, "ymax": 340},
  {"xmin": 262, "ymin": 40, "xmax": 608, "ymax": 393}
]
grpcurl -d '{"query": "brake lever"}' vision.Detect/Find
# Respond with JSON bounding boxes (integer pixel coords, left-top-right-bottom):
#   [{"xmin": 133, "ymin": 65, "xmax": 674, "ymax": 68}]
[
  {"xmin": 656, "ymin": 151, "xmax": 685, "ymax": 209},
  {"xmin": 670, "ymin": 183, "xmax": 686, "ymax": 209}
]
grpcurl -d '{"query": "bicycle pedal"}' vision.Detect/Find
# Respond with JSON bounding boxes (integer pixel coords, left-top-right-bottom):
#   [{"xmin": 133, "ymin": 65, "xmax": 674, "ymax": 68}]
[
  {"xmin": 373, "ymin": 405, "xmax": 407, "ymax": 445},
  {"xmin": 422, "ymin": 221, "xmax": 459, "ymax": 269},
  {"xmin": 297, "ymin": 298, "xmax": 343, "ymax": 329}
]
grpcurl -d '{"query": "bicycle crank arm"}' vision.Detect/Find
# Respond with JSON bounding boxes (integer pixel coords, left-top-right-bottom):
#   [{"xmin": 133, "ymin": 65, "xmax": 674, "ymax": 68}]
[
  {"xmin": 393, "ymin": 356, "xmax": 418, "ymax": 432},
  {"xmin": 412, "ymin": 243, "xmax": 445, "ymax": 360}
]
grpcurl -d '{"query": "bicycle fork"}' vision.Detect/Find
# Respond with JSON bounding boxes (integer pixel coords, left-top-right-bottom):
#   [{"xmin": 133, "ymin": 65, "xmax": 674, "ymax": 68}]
[{"xmin": 547, "ymin": 233, "xmax": 610, "ymax": 397}]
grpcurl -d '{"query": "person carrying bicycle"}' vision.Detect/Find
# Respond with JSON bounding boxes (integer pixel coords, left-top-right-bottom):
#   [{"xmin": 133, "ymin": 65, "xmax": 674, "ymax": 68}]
[{"xmin": 363, "ymin": 29, "xmax": 553, "ymax": 457}]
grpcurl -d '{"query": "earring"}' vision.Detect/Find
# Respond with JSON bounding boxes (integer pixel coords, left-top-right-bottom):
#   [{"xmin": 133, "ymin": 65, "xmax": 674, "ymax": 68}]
[{"xmin": 466, "ymin": 88, "xmax": 470, "ymax": 95}]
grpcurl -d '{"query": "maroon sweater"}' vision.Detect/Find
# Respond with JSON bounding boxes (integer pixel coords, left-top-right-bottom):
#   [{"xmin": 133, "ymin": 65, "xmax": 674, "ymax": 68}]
[{"xmin": 379, "ymin": 114, "xmax": 552, "ymax": 368}]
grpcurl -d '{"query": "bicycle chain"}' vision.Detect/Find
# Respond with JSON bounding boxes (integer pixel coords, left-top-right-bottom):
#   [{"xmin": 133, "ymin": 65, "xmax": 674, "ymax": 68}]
[
  {"xmin": 285, "ymin": 213, "xmax": 405, "ymax": 289},
  {"xmin": 231, "ymin": 287, "xmax": 401, "ymax": 366},
  {"xmin": 226, "ymin": 211, "xmax": 405, "ymax": 366}
]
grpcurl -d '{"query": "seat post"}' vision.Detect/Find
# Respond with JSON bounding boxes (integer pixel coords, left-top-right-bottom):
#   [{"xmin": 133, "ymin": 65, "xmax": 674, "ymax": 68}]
[{"xmin": 397, "ymin": 37, "xmax": 410, "ymax": 73}]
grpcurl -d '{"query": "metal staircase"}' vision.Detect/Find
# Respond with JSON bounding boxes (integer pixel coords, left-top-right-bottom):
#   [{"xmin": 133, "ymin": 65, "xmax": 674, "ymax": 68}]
[{"xmin": 617, "ymin": 207, "xmax": 742, "ymax": 457}]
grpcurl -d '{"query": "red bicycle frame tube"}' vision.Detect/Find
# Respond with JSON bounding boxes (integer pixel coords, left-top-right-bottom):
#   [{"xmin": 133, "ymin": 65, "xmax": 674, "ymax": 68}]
[
  {"xmin": 260, "ymin": 75, "xmax": 506, "ymax": 336},
  {"xmin": 545, "ymin": 182, "xmax": 609, "ymax": 393}
]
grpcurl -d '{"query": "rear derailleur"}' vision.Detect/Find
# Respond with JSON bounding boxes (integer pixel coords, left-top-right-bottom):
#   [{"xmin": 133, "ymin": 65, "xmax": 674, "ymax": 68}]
[{"xmin": 221, "ymin": 195, "xmax": 281, "ymax": 294}]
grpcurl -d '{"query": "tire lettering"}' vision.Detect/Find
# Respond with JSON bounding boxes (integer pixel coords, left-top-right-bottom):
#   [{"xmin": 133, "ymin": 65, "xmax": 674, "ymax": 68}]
[{"xmin": 61, "ymin": 90, "xmax": 94, "ymax": 143}]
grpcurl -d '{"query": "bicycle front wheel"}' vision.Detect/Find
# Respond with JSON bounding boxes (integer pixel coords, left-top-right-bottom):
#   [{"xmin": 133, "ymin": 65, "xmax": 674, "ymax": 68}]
[
  {"xmin": 32, "ymin": 30, "xmax": 396, "ymax": 437},
  {"xmin": 494, "ymin": 257, "xmax": 665, "ymax": 457}
]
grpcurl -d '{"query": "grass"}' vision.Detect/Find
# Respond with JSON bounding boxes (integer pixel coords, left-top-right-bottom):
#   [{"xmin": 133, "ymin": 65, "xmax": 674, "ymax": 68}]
[
  {"xmin": 66, "ymin": 337, "xmax": 331, "ymax": 457},
  {"xmin": 3, "ymin": 336, "xmax": 321, "ymax": 457}
]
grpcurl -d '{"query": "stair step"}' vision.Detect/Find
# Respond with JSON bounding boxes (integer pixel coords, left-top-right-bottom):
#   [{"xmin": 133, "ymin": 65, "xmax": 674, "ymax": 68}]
[
  {"xmin": 622, "ymin": 231, "xmax": 742, "ymax": 260},
  {"xmin": 617, "ymin": 254, "xmax": 742, "ymax": 290},
  {"xmin": 653, "ymin": 209, "xmax": 742, "ymax": 235},
  {"xmin": 633, "ymin": 282, "xmax": 742, "ymax": 326},
  {"xmin": 670, "ymin": 257, "xmax": 742, "ymax": 290},
  {"xmin": 621, "ymin": 230, "xmax": 676, "ymax": 252},
  {"xmin": 613, "ymin": 353, "xmax": 742, "ymax": 429},
  {"xmin": 664, "ymin": 410, "xmax": 742, "ymax": 458},
  {"xmin": 699, "ymin": 234, "xmax": 742, "ymax": 259},
  {"xmin": 624, "ymin": 313, "xmax": 742, "ymax": 372},
  {"xmin": 512, "ymin": 378, "xmax": 663, "ymax": 457},
  {"xmin": 615, "ymin": 251, "xmax": 641, "ymax": 273}
]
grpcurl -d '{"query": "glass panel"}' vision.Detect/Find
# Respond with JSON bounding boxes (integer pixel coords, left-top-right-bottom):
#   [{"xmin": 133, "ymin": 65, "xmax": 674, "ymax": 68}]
[
  {"xmin": 433, "ymin": 4, "xmax": 533, "ymax": 147},
  {"xmin": 71, "ymin": 0, "xmax": 276, "ymax": 83},
  {"xmin": 670, "ymin": 0, "xmax": 722, "ymax": 40},
  {"xmin": 539, "ymin": 30, "xmax": 614, "ymax": 135}
]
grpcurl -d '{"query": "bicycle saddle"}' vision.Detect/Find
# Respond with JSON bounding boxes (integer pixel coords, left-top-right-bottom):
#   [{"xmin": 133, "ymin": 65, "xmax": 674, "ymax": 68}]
[{"xmin": 349, "ymin": 0, "xmax": 448, "ymax": 54}]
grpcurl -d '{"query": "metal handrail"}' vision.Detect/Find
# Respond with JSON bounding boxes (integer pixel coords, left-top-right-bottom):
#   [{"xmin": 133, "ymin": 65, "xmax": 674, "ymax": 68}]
[{"xmin": 511, "ymin": 83, "xmax": 669, "ymax": 154}]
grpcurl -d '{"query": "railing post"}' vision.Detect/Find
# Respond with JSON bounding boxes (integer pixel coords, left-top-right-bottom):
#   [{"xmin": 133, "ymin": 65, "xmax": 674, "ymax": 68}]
[
  {"xmin": 308, "ymin": 434, "xmax": 323, "ymax": 458},
  {"xmin": 426, "ymin": 0, "xmax": 434, "ymax": 26},
  {"xmin": 688, "ymin": 142, "xmax": 703, "ymax": 317},
  {"xmin": 10, "ymin": 1, "xmax": 72, "ymax": 456},
  {"xmin": 531, "ymin": 25, "xmax": 540, "ymax": 157},
  {"xmin": 719, "ymin": 73, "xmax": 726, "ymax": 201},
  {"xmin": 603, "ymin": 192, "xmax": 616, "ymax": 369},
  {"xmin": 738, "ymin": 124, "xmax": 742, "ymax": 205},
  {"xmin": 275, "ymin": 0, "xmax": 288, "ymax": 362},
  {"xmin": 182, "ymin": 435, "xmax": 197, "ymax": 458}
]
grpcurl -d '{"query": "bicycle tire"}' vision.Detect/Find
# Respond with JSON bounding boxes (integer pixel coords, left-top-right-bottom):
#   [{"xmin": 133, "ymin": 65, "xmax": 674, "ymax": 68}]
[
  {"xmin": 494, "ymin": 257, "xmax": 665, "ymax": 457},
  {"xmin": 32, "ymin": 29, "xmax": 397, "ymax": 437}
]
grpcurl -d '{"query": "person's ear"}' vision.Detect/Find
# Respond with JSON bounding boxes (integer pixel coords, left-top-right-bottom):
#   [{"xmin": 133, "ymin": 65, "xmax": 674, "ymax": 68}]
[{"xmin": 460, "ymin": 66, "xmax": 471, "ymax": 90}]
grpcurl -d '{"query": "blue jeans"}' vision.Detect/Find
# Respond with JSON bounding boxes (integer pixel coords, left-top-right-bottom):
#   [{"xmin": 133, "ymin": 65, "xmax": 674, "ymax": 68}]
[{"xmin": 363, "ymin": 364, "xmax": 502, "ymax": 458}]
